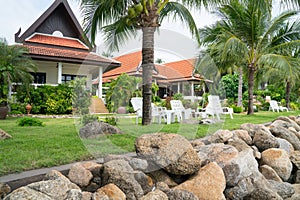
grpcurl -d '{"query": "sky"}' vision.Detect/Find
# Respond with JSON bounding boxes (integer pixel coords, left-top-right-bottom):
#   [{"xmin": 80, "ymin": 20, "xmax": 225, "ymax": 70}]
[{"xmin": 0, "ymin": 0, "xmax": 288, "ymax": 62}]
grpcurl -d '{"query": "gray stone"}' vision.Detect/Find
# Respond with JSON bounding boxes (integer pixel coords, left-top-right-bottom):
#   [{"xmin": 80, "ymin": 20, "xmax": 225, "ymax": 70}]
[
  {"xmin": 240, "ymin": 123, "xmax": 266, "ymax": 138},
  {"xmin": 206, "ymin": 129, "xmax": 234, "ymax": 144},
  {"xmin": 3, "ymin": 187, "xmax": 52, "ymax": 200},
  {"xmin": 165, "ymin": 189, "xmax": 199, "ymax": 200},
  {"xmin": 290, "ymin": 151, "xmax": 300, "ymax": 169},
  {"xmin": 129, "ymin": 158, "xmax": 148, "ymax": 171},
  {"xmin": 268, "ymin": 180, "xmax": 295, "ymax": 199},
  {"xmin": 134, "ymin": 171, "xmax": 154, "ymax": 194},
  {"xmin": 197, "ymin": 143, "xmax": 239, "ymax": 168},
  {"xmin": 65, "ymin": 189, "xmax": 82, "ymax": 200},
  {"xmin": 270, "ymin": 125, "xmax": 300, "ymax": 150},
  {"xmin": 135, "ymin": 133, "xmax": 201, "ymax": 175},
  {"xmin": 0, "ymin": 183, "xmax": 11, "ymax": 199},
  {"xmin": 275, "ymin": 116, "xmax": 300, "ymax": 131},
  {"xmin": 102, "ymin": 159, "xmax": 143, "ymax": 200},
  {"xmin": 79, "ymin": 121, "xmax": 121, "ymax": 138},
  {"xmin": 253, "ymin": 128, "xmax": 279, "ymax": 151},
  {"xmin": 227, "ymin": 136, "xmax": 252, "ymax": 152},
  {"xmin": 232, "ymin": 129, "xmax": 253, "ymax": 145},
  {"xmin": 277, "ymin": 138, "xmax": 294, "ymax": 155},
  {"xmin": 68, "ymin": 163, "xmax": 93, "ymax": 187}
]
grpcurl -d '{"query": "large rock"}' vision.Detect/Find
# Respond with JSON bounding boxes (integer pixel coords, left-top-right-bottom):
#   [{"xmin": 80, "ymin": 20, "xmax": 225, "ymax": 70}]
[
  {"xmin": 5, "ymin": 170, "xmax": 80, "ymax": 200},
  {"xmin": 227, "ymin": 136, "xmax": 251, "ymax": 152},
  {"xmin": 277, "ymin": 138, "xmax": 294, "ymax": 155},
  {"xmin": 148, "ymin": 170, "xmax": 178, "ymax": 187},
  {"xmin": 68, "ymin": 163, "xmax": 93, "ymax": 187},
  {"xmin": 0, "ymin": 128, "xmax": 12, "ymax": 140},
  {"xmin": 79, "ymin": 121, "xmax": 121, "ymax": 138},
  {"xmin": 93, "ymin": 183, "xmax": 126, "ymax": 200},
  {"xmin": 253, "ymin": 128, "xmax": 279, "ymax": 151},
  {"xmin": 270, "ymin": 125, "xmax": 300, "ymax": 150},
  {"xmin": 268, "ymin": 180, "xmax": 295, "ymax": 199},
  {"xmin": 141, "ymin": 189, "xmax": 168, "ymax": 200},
  {"xmin": 240, "ymin": 123, "xmax": 266, "ymax": 138},
  {"xmin": 164, "ymin": 189, "xmax": 199, "ymax": 200},
  {"xmin": 175, "ymin": 162, "xmax": 226, "ymax": 200},
  {"xmin": 232, "ymin": 129, "xmax": 253, "ymax": 145},
  {"xmin": 261, "ymin": 148, "xmax": 293, "ymax": 181},
  {"xmin": 275, "ymin": 116, "xmax": 300, "ymax": 131},
  {"xmin": 196, "ymin": 143, "xmax": 239, "ymax": 168},
  {"xmin": 102, "ymin": 159, "xmax": 144, "ymax": 200},
  {"xmin": 223, "ymin": 149, "xmax": 259, "ymax": 187},
  {"xmin": 206, "ymin": 129, "xmax": 234, "ymax": 144},
  {"xmin": 290, "ymin": 151, "xmax": 300, "ymax": 169},
  {"xmin": 135, "ymin": 133, "xmax": 201, "ymax": 175},
  {"xmin": 259, "ymin": 165, "xmax": 282, "ymax": 182}
]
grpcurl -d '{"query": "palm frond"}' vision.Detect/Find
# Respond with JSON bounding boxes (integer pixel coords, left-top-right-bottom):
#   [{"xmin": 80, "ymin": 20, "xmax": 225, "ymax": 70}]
[
  {"xmin": 159, "ymin": 1, "xmax": 200, "ymax": 44},
  {"xmin": 102, "ymin": 17, "xmax": 137, "ymax": 52}
]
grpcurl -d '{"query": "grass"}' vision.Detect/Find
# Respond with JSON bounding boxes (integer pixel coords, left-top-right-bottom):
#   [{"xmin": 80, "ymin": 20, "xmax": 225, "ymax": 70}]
[{"xmin": 1, "ymin": 110, "xmax": 300, "ymax": 176}]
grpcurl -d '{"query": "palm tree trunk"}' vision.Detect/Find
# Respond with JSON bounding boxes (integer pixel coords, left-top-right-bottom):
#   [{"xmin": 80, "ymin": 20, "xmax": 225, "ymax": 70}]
[
  {"xmin": 285, "ymin": 80, "xmax": 291, "ymax": 109},
  {"xmin": 142, "ymin": 27, "xmax": 155, "ymax": 125},
  {"xmin": 247, "ymin": 64, "xmax": 255, "ymax": 115},
  {"xmin": 237, "ymin": 66, "xmax": 243, "ymax": 107}
]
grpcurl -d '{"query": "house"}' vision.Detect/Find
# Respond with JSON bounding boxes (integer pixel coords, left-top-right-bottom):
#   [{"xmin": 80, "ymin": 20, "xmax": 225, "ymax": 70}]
[
  {"xmin": 13, "ymin": 0, "xmax": 120, "ymax": 113},
  {"xmin": 97, "ymin": 51, "xmax": 211, "ymax": 102}
]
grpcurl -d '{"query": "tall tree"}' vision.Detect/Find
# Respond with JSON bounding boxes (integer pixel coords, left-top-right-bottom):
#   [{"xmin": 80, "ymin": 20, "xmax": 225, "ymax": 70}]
[
  {"xmin": 79, "ymin": 0, "xmax": 226, "ymax": 125},
  {"xmin": 197, "ymin": 0, "xmax": 300, "ymax": 114},
  {"xmin": 0, "ymin": 38, "xmax": 36, "ymax": 106}
]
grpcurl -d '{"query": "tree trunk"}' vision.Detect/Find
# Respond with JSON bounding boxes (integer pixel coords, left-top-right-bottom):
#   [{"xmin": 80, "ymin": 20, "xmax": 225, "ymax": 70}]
[
  {"xmin": 247, "ymin": 64, "xmax": 255, "ymax": 115},
  {"xmin": 142, "ymin": 27, "xmax": 155, "ymax": 125},
  {"xmin": 285, "ymin": 80, "xmax": 291, "ymax": 109},
  {"xmin": 237, "ymin": 66, "xmax": 243, "ymax": 107}
]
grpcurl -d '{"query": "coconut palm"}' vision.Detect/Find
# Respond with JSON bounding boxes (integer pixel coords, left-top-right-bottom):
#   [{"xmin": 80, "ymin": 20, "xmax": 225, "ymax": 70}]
[
  {"xmin": 0, "ymin": 38, "xmax": 36, "ymax": 106},
  {"xmin": 197, "ymin": 0, "xmax": 300, "ymax": 114},
  {"xmin": 79, "ymin": 0, "xmax": 229, "ymax": 125}
]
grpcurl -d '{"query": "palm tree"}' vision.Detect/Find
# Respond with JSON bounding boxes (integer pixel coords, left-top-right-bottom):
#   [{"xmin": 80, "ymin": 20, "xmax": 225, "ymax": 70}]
[
  {"xmin": 0, "ymin": 38, "xmax": 36, "ymax": 106},
  {"xmin": 79, "ymin": 0, "xmax": 227, "ymax": 125},
  {"xmin": 197, "ymin": 0, "xmax": 300, "ymax": 114}
]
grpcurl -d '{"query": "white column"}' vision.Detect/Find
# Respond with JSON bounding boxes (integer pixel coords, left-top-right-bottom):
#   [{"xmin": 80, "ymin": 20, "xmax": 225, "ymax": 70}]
[
  {"xmin": 191, "ymin": 82, "xmax": 195, "ymax": 102},
  {"xmin": 177, "ymin": 82, "xmax": 180, "ymax": 93},
  {"xmin": 98, "ymin": 67, "xmax": 103, "ymax": 99},
  {"xmin": 57, "ymin": 62, "xmax": 62, "ymax": 84},
  {"xmin": 86, "ymin": 74, "xmax": 92, "ymax": 92}
]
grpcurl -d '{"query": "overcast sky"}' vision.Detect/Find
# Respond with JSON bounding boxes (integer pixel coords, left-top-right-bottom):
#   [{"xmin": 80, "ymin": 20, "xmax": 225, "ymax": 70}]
[{"xmin": 0, "ymin": 0, "xmax": 287, "ymax": 62}]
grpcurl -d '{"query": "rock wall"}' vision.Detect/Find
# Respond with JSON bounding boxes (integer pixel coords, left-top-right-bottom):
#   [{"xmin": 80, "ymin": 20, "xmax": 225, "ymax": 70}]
[{"xmin": 3, "ymin": 115, "xmax": 300, "ymax": 199}]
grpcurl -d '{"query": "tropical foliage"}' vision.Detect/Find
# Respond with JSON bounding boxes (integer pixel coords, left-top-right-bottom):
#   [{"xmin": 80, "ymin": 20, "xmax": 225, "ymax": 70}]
[
  {"xmin": 79, "ymin": 0, "xmax": 225, "ymax": 124},
  {"xmin": 197, "ymin": 0, "xmax": 300, "ymax": 114},
  {"xmin": 0, "ymin": 38, "xmax": 36, "ymax": 106}
]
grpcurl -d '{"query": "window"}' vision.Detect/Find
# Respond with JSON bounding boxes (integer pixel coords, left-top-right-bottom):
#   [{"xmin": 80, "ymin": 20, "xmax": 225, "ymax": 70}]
[
  {"xmin": 31, "ymin": 72, "xmax": 46, "ymax": 84},
  {"xmin": 61, "ymin": 74, "xmax": 85, "ymax": 83}
]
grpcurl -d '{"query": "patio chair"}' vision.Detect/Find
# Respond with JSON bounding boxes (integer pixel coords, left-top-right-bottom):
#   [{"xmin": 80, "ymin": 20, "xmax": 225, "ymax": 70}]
[
  {"xmin": 203, "ymin": 95, "xmax": 233, "ymax": 120},
  {"xmin": 170, "ymin": 100, "xmax": 192, "ymax": 122},
  {"xmin": 130, "ymin": 97, "xmax": 166, "ymax": 124},
  {"xmin": 269, "ymin": 100, "xmax": 288, "ymax": 112}
]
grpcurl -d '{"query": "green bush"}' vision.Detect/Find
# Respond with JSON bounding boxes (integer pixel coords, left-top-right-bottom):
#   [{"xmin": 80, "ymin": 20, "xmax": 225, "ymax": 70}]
[
  {"xmin": 105, "ymin": 116, "xmax": 117, "ymax": 126},
  {"xmin": 17, "ymin": 117, "xmax": 44, "ymax": 126},
  {"xmin": 232, "ymin": 105, "xmax": 243, "ymax": 113},
  {"xmin": 81, "ymin": 114, "xmax": 98, "ymax": 125},
  {"xmin": 290, "ymin": 102, "xmax": 299, "ymax": 111}
]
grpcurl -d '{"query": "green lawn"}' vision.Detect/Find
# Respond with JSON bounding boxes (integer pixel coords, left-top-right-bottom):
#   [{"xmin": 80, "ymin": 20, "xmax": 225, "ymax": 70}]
[{"xmin": 1, "ymin": 110, "xmax": 299, "ymax": 176}]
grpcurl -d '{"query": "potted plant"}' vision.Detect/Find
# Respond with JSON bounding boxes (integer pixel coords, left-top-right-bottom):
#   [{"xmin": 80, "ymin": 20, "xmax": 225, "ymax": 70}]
[{"xmin": 0, "ymin": 38, "xmax": 36, "ymax": 119}]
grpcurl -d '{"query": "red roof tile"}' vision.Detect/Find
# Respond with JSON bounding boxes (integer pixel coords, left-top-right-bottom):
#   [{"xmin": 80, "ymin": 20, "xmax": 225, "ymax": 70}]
[
  {"xmin": 26, "ymin": 34, "xmax": 89, "ymax": 50},
  {"xmin": 23, "ymin": 44, "xmax": 120, "ymax": 65}
]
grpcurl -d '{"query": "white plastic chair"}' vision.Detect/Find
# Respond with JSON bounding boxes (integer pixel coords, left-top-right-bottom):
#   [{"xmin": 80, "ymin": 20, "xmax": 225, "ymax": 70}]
[
  {"xmin": 269, "ymin": 100, "xmax": 288, "ymax": 112},
  {"xmin": 130, "ymin": 97, "xmax": 166, "ymax": 124},
  {"xmin": 204, "ymin": 95, "xmax": 233, "ymax": 120},
  {"xmin": 170, "ymin": 100, "xmax": 192, "ymax": 122}
]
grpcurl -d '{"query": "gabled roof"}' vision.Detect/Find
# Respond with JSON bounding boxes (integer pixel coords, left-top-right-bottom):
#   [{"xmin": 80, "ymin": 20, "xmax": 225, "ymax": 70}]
[{"xmin": 15, "ymin": 0, "xmax": 92, "ymax": 49}]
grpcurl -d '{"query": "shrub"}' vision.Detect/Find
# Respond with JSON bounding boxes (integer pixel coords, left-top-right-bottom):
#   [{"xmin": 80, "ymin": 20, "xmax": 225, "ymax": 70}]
[
  {"xmin": 81, "ymin": 114, "xmax": 98, "ymax": 125},
  {"xmin": 17, "ymin": 117, "xmax": 44, "ymax": 126},
  {"xmin": 290, "ymin": 102, "xmax": 299, "ymax": 111},
  {"xmin": 232, "ymin": 105, "xmax": 243, "ymax": 113},
  {"xmin": 105, "ymin": 116, "xmax": 117, "ymax": 126}
]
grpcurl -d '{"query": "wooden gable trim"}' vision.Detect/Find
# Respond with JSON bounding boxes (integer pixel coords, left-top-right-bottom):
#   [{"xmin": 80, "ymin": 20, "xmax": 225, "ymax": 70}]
[{"xmin": 15, "ymin": 0, "xmax": 92, "ymax": 49}]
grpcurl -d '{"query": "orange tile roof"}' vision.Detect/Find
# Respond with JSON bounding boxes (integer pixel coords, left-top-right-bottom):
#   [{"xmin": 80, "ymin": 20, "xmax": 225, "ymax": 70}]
[
  {"xmin": 26, "ymin": 33, "xmax": 89, "ymax": 50},
  {"xmin": 23, "ymin": 44, "xmax": 120, "ymax": 65}
]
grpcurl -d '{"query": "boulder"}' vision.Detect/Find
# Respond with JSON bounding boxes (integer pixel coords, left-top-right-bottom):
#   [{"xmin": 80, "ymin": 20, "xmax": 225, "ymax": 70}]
[
  {"xmin": 79, "ymin": 121, "xmax": 121, "ymax": 138},
  {"xmin": 164, "ymin": 189, "xmax": 199, "ymax": 200},
  {"xmin": 223, "ymin": 149, "xmax": 259, "ymax": 187},
  {"xmin": 134, "ymin": 172, "xmax": 154, "ymax": 194},
  {"xmin": 141, "ymin": 189, "xmax": 168, "ymax": 200},
  {"xmin": 240, "ymin": 123, "xmax": 266, "ymax": 138},
  {"xmin": 259, "ymin": 165, "xmax": 282, "ymax": 182},
  {"xmin": 3, "ymin": 187, "xmax": 52, "ymax": 200},
  {"xmin": 277, "ymin": 138, "xmax": 294, "ymax": 155},
  {"xmin": 129, "ymin": 157, "xmax": 148, "ymax": 171},
  {"xmin": 275, "ymin": 116, "xmax": 300, "ymax": 131},
  {"xmin": 0, "ymin": 183, "xmax": 11, "ymax": 199},
  {"xmin": 261, "ymin": 148, "xmax": 293, "ymax": 181},
  {"xmin": 206, "ymin": 129, "xmax": 233, "ymax": 144},
  {"xmin": 102, "ymin": 159, "xmax": 144, "ymax": 200},
  {"xmin": 232, "ymin": 129, "xmax": 252, "ymax": 145},
  {"xmin": 290, "ymin": 151, "xmax": 300, "ymax": 169},
  {"xmin": 197, "ymin": 143, "xmax": 239, "ymax": 168},
  {"xmin": 270, "ymin": 125, "xmax": 300, "ymax": 150},
  {"xmin": 175, "ymin": 162, "xmax": 226, "ymax": 200},
  {"xmin": 93, "ymin": 183, "xmax": 126, "ymax": 200},
  {"xmin": 135, "ymin": 133, "xmax": 201, "ymax": 175},
  {"xmin": 0, "ymin": 128, "xmax": 12, "ymax": 140},
  {"xmin": 148, "ymin": 170, "xmax": 178, "ymax": 187},
  {"xmin": 65, "ymin": 189, "xmax": 83, "ymax": 200},
  {"xmin": 268, "ymin": 180, "xmax": 295, "ymax": 199},
  {"xmin": 68, "ymin": 163, "xmax": 93, "ymax": 187},
  {"xmin": 227, "ymin": 136, "xmax": 251, "ymax": 152},
  {"xmin": 252, "ymin": 128, "xmax": 279, "ymax": 151}
]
